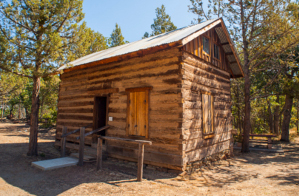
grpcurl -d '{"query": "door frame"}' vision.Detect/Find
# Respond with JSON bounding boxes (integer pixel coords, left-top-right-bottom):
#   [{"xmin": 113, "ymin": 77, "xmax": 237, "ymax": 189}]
[{"xmin": 92, "ymin": 95, "xmax": 109, "ymax": 142}]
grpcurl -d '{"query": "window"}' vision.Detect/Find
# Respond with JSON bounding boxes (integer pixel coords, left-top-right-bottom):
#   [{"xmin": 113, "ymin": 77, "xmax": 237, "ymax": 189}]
[
  {"xmin": 126, "ymin": 87, "xmax": 151, "ymax": 138},
  {"xmin": 202, "ymin": 93, "xmax": 214, "ymax": 137},
  {"xmin": 214, "ymin": 44, "xmax": 220, "ymax": 60},
  {"xmin": 203, "ymin": 37, "xmax": 210, "ymax": 55}
]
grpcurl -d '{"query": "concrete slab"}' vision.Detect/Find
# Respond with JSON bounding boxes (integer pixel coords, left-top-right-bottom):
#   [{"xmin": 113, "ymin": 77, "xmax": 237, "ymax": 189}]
[{"xmin": 32, "ymin": 157, "xmax": 78, "ymax": 170}]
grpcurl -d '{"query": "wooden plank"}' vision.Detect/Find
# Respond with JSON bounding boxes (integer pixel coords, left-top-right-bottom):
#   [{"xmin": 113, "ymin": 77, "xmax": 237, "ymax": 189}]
[
  {"xmin": 61, "ymin": 124, "xmax": 92, "ymax": 138},
  {"xmin": 125, "ymin": 86, "xmax": 153, "ymax": 92},
  {"xmin": 194, "ymin": 38, "xmax": 198, "ymax": 56},
  {"xmin": 61, "ymin": 126, "xmax": 67, "ymax": 157},
  {"xmin": 78, "ymin": 127, "xmax": 85, "ymax": 166},
  {"xmin": 97, "ymin": 138, "xmax": 103, "ymax": 170},
  {"xmin": 136, "ymin": 91, "xmax": 146, "ymax": 137},
  {"xmin": 77, "ymin": 125, "xmax": 110, "ymax": 140},
  {"xmin": 101, "ymin": 136, "xmax": 152, "ymax": 145},
  {"xmin": 129, "ymin": 92, "xmax": 136, "ymax": 135},
  {"xmin": 137, "ymin": 143, "xmax": 145, "ymax": 182},
  {"xmin": 182, "ymin": 19, "xmax": 222, "ymax": 45}
]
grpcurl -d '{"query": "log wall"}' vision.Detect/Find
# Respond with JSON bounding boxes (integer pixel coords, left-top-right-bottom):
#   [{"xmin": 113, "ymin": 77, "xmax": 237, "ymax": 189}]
[
  {"xmin": 181, "ymin": 51, "xmax": 233, "ymax": 168},
  {"xmin": 57, "ymin": 38, "xmax": 234, "ymax": 171},
  {"xmin": 56, "ymin": 47, "xmax": 184, "ymax": 170}
]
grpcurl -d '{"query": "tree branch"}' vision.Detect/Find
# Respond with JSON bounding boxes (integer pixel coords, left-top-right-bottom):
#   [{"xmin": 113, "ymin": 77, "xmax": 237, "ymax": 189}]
[{"xmin": 0, "ymin": 65, "xmax": 32, "ymax": 78}]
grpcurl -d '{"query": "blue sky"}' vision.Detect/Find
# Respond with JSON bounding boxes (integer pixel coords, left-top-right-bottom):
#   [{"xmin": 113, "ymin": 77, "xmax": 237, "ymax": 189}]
[{"xmin": 82, "ymin": 0, "xmax": 196, "ymax": 43}]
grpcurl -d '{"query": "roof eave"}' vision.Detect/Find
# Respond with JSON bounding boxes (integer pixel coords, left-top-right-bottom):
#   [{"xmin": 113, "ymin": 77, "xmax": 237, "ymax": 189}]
[{"xmin": 56, "ymin": 40, "xmax": 183, "ymax": 74}]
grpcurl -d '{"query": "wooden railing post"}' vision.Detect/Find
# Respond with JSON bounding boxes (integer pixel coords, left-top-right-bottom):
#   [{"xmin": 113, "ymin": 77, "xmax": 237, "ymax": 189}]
[
  {"xmin": 78, "ymin": 127, "xmax": 85, "ymax": 166},
  {"xmin": 137, "ymin": 143, "xmax": 145, "ymax": 182},
  {"xmin": 61, "ymin": 126, "xmax": 67, "ymax": 157},
  {"xmin": 96, "ymin": 138, "xmax": 103, "ymax": 171}
]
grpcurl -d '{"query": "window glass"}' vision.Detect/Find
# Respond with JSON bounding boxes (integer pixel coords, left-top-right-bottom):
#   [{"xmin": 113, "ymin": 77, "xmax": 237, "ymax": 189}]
[
  {"xmin": 214, "ymin": 44, "xmax": 220, "ymax": 59},
  {"xmin": 203, "ymin": 37, "xmax": 210, "ymax": 55},
  {"xmin": 202, "ymin": 93, "xmax": 214, "ymax": 135}
]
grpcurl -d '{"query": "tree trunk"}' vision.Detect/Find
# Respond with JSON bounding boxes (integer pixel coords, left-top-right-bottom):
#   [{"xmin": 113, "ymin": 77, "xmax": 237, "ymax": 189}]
[
  {"xmin": 280, "ymin": 94, "xmax": 293, "ymax": 142},
  {"xmin": 1, "ymin": 101, "xmax": 4, "ymax": 119},
  {"xmin": 242, "ymin": 58, "xmax": 251, "ymax": 152},
  {"xmin": 40, "ymin": 99, "xmax": 43, "ymax": 120},
  {"xmin": 18, "ymin": 102, "xmax": 21, "ymax": 119},
  {"xmin": 27, "ymin": 76, "xmax": 41, "ymax": 156},
  {"xmin": 267, "ymin": 99, "xmax": 273, "ymax": 133},
  {"xmin": 274, "ymin": 95, "xmax": 280, "ymax": 135},
  {"xmin": 25, "ymin": 108, "xmax": 29, "ymax": 120},
  {"xmin": 297, "ymin": 101, "xmax": 299, "ymax": 135}
]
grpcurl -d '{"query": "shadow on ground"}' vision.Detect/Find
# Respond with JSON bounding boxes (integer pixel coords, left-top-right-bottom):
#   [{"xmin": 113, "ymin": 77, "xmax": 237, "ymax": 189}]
[
  {"xmin": 0, "ymin": 141, "xmax": 177, "ymax": 195},
  {"xmin": 0, "ymin": 127, "xmax": 298, "ymax": 195}
]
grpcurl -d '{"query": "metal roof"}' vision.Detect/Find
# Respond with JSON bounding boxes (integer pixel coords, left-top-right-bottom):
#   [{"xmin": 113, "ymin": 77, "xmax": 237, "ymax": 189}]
[{"xmin": 58, "ymin": 18, "xmax": 243, "ymax": 77}]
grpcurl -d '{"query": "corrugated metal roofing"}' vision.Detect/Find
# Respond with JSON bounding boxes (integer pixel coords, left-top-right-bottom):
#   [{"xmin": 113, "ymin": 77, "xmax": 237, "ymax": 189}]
[
  {"xmin": 58, "ymin": 18, "xmax": 243, "ymax": 77},
  {"xmin": 58, "ymin": 19, "xmax": 219, "ymax": 70}
]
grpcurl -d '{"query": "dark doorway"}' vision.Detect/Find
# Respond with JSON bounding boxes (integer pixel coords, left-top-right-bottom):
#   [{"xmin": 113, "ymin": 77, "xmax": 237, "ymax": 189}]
[{"xmin": 93, "ymin": 97, "xmax": 107, "ymax": 142}]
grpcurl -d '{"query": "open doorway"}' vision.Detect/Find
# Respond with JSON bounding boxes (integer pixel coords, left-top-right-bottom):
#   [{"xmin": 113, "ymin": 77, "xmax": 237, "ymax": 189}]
[{"xmin": 93, "ymin": 96, "xmax": 108, "ymax": 143}]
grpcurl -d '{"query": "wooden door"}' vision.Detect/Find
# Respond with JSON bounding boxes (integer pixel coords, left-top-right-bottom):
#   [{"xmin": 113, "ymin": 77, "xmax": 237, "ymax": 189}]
[{"xmin": 127, "ymin": 90, "xmax": 149, "ymax": 137}]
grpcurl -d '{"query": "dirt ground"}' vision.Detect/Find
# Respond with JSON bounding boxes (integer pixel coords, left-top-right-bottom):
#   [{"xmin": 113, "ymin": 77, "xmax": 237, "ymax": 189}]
[{"xmin": 0, "ymin": 121, "xmax": 298, "ymax": 196}]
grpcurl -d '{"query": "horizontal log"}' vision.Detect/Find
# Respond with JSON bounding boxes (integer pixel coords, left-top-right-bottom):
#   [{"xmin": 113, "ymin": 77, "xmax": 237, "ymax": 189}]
[
  {"xmin": 182, "ymin": 52, "xmax": 230, "ymax": 79},
  {"xmin": 107, "ymin": 153, "xmax": 183, "ymax": 171},
  {"xmin": 107, "ymin": 140, "xmax": 182, "ymax": 155},
  {"xmin": 106, "ymin": 145, "xmax": 182, "ymax": 166},
  {"xmin": 62, "ymin": 48, "xmax": 181, "ymax": 81},
  {"xmin": 182, "ymin": 80, "xmax": 230, "ymax": 95},
  {"xmin": 184, "ymin": 140, "xmax": 230, "ymax": 163},
  {"xmin": 182, "ymin": 71, "xmax": 231, "ymax": 92},
  {"xmin": 56, "ymin": 121, "xmax": 93, "ymax": 128},
  {"xmin": 182, "ymin": 132, "xmax": 231, "ymax": 152},
  {"xmin": 182, "ymin": 62, "xmax": 230, "ymax": 83},
  {"xmin": 57, "ymin": 108, "xmax": 93, "ymax": 114}
]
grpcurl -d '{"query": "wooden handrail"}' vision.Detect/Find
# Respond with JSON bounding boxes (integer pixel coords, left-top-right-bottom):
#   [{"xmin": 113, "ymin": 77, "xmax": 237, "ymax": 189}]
[
  {"xmin": 99, "ymin": 136, "xmax": 152, "ymax": 145},
  {"xmin": 76, "ymin": 125, "xmax": 110, "ymax": 140},
  {"xmin": 97, "ymin": 136, "xmax": 152, "ymax": 182},
  {"xmin": 61, "ymin": 123, "xmax": 92, "ymax": 138}
]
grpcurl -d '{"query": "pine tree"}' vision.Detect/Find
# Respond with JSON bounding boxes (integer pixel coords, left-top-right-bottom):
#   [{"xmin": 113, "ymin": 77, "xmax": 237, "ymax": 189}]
[
  {"xmin": 143, "ymin": 4, "xmax": 177, "ymax": 38},
  {"xmin": 68, "ymin": 22, "xmax": 108, "ymax": 61},
  {"xmin": 189, "ymin": 0, "xmax": 299, "ymax": 152},
  {"xmin": 109, "ymin": 23, "xmax": 128, "ymax": 47},
  {"xmin": 0, "ymin": 0, "xmax": 85, "ymax": 156}
]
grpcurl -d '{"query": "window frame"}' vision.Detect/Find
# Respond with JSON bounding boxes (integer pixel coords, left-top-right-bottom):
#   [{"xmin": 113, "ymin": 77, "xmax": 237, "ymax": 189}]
[
  {"xmin": 125, "ymin": 86, "xmax": 152, "ymax": 139},
  {"xmin": 202, "ymin": 36, "xmax": 210, "ymax": 55},
  {"xmin": 201, "ymin": 91, "xmax": 215, "ymax": 139},
  {"xmin": 214, "ymin": 43, "xmax": 220, "ymax": 60}
]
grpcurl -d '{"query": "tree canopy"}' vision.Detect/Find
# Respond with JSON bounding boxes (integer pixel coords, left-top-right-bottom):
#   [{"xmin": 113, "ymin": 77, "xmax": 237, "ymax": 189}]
[
  {"xmin": 143, "ymin": 4, "xmax": 177, "ymax": 38},
  {"xmin": 189, "ymin": 0, "xmax": 299, "ymax": 151},
  {"xmin": 109, "ymin": 23, "xmax": 128, "ymax": 47},
  {"xmin": 0, "ymin": 0, "xmax": 85, "ymax": 155}
]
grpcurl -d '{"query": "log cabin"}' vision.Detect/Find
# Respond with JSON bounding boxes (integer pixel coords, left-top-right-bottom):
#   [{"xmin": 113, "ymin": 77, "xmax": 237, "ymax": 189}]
[{"xmin": 55, "ymin": 18, "xmax": 244, "ymax": 171}]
